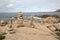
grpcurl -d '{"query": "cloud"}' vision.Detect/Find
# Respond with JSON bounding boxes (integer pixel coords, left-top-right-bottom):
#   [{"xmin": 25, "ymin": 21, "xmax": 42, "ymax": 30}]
[
  {"xmin": 0, "ymin": 0, "xmax": 60, "ymax": 12},
  {"xmin": 6, "ymin": 4, "xmax": 14, "ymax": 8}
]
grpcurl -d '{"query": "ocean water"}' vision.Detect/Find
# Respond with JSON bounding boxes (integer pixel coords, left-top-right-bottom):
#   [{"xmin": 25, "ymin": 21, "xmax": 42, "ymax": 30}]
[{"xmin": 0, "ymin": 12, "xmax": 60, "ymax": 21}]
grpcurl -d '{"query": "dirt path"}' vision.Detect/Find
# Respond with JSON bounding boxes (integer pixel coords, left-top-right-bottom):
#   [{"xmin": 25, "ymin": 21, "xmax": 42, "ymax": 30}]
[{"xmin": 4, "ymin": 27, "xmax": 58, "ymax": 40}]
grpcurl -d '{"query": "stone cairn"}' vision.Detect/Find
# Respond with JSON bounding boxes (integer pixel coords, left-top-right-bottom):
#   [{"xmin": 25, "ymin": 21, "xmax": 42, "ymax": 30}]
[
  {"xmin": 7, "ymin": 17, "xmax": 15, "ymax": 34},
  {"xmin": 8, "ymin": 17, "xmax": 15, "ymax": 28},
  {"xmin": 11, "ymin": 17, "xmax": 15, "ymax": 24},
  {"xmin": 30, "ymin": 16, "xmax": 35, "ymax": 28},
  {"xmin": 0, "ymin": 20, "xmax": 7, "ymax": 26},
  {"xmin": 17, "ymin": 12, "xmax": 24, "ymax": 27}
]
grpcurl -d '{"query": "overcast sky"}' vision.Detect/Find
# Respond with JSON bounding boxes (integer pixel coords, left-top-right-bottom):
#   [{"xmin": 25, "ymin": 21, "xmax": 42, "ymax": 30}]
[{"xmin": 0, "ymin": 0, "xmax": 60, "ymax": 12}]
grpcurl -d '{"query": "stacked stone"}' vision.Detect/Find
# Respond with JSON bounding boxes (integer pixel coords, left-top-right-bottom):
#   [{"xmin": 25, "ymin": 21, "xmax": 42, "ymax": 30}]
[
  {"xmin": 7, "ymin": 25, "xmax": 15, "ymax": 34},
  {"xmin": 0, "ymin": 20, "xmax": 7, "ymax": 26},
  {"xmin": 30, "ymin": 16, "xmax": 35, "ymax": 28},
  {"xmin": 8, "ymin": 17, "xmax": 14, "ymax": 28},
  {"xmin": 6, "ymin": 17, "xmax": 15, "ymax": 34},
  {"xmin": 17, "ymin": 12, "xmax": 24, "ymax": 27},
  {"xmin": 10, "ymin": 17, "xmax": 15, "ymax": 25}
]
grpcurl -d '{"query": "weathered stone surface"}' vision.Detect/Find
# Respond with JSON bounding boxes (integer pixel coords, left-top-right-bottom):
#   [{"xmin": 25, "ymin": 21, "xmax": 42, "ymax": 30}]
[
  {"xmin": 54, "ymin": 23, "xmax": 60, "ymax": 30},
  {"xmin": 40, "ymin": 17, "xmax": 58, "ymax": 24}
]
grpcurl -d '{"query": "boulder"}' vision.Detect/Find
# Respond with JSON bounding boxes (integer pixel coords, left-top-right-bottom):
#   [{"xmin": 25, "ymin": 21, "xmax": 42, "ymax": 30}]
[
  {"xmin": 0, "ymin": 20, "xmax": 7, "ymax": 26},
  {"xmin": 40, "ymin": 17, "xmax": 58, "ymax": 24}
]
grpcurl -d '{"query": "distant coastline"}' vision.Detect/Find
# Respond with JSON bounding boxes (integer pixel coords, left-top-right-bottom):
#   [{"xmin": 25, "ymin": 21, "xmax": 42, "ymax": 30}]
[
  {"xmin": 0, "ymin": 12, "xmax": 60, "ymax": 21},
  {"xmin": 34, "ymin": 14, "xmax": 60, "ymax": 18}
]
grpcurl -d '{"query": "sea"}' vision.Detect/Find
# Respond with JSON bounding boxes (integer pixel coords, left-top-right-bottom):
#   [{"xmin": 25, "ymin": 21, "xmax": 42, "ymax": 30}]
[{"xmin": 0, "ymin": 12, "xmax": 60, "ymax": 21}]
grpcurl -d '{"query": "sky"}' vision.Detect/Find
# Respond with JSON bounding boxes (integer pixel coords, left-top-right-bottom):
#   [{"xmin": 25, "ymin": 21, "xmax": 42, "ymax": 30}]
[{"xmin": 0, "ymin": 0, "xmax": 60, "ymax": 12}]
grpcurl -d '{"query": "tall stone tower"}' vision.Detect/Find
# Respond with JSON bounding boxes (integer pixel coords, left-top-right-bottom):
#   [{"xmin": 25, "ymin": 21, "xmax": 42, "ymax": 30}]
[{"xmin": 17, "ymin": 12, "xmax": 24, "ymax": 27}]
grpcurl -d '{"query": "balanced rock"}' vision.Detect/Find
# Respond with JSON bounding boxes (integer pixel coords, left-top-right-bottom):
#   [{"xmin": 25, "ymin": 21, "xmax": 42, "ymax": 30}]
[
  {"xmin": 11, "ymin": 17, "xmax": 15, "ymax": 24},
  {"xmin": 17, "ymin": 12, "xmax": 24, "ymax": 27},
  {"xmin": 0, "ymin": 20, "xmax": 7, "ymax": 26},
  {"xmin": 30, "ymin": 16, "xmax": 35, "ymax": 28}
]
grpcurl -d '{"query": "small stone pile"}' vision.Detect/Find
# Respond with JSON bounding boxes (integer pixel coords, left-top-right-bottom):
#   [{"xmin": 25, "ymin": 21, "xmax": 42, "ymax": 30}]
[
  {"xmin": 6, "ymin": 17, "xmax": 16, "ymax": 34},
  {"xmin": 11, "ymin": 17, "xmax": 15, "ymax": 24},
  {"xmin": 0, "ymin": 20, "xmax": 7, "ymax": 26},
  {"xmin": 30, "ymin": 16, "xmax": 35, "ymax": 28}
]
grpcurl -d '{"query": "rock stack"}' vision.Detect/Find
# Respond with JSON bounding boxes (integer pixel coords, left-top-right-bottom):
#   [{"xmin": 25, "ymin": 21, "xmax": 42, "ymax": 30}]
[
  {"xmin": 11, "ymin": 17, "xmax": 15, "ymax": 24},
  {"xmin": 6, "ymin": 17, "xmax": 15, "ymax": 34},
  {"xmin": 7, "ymin": 25, "xmax": 15, "ymax": 34},
  {"xmin": 30, "ymin": 16, "xmax": 35, "ymax": 28},
  {"xmin": 17, "ymin": 12, "xmax": 24, "ymax": 27},
  {"xmin": 0, "ymin": 20, "xmax": 7, "ymax": 26}
]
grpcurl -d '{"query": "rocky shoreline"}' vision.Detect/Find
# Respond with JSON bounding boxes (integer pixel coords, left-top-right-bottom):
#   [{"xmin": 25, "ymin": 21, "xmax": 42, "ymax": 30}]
[{"xmin": 0, "ymin": 12, "xmax": 60, "ymax": 40}]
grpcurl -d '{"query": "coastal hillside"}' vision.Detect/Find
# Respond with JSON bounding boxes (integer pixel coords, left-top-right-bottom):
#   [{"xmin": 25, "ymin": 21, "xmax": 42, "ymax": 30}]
[
  {"xmin": 55, "ymin": 9, "xmax": 60, "ymax": 12},
  {"xmin": 34, "ymin": 14, "xmax": 60, "ymax": 18}
]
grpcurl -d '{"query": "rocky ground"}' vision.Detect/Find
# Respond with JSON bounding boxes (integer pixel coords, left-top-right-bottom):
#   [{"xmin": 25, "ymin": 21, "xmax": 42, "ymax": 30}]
[
  {"xmin": 0, "ymin": 17, "xmax": 60, "ymax": 40},
  {"xmin": 4, "ymin": 27, "xmax": 58, "ymax": 40}
]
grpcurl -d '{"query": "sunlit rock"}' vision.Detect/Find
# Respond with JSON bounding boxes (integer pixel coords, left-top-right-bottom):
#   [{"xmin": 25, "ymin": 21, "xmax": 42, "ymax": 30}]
[
  {"xmin": 40, "ymin": 17, "xmax": 58, "ymax": 24},
  {"xmin": 0, "ymin": 20, "xmax": 7, "ymax": 26},
  {"xmin": 54, "ymin": 23, "xmax": 60, "ymax": 30},
  {"xmin": 47, "ymin": 24, "xmax": 56, "ymax": 32}
]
